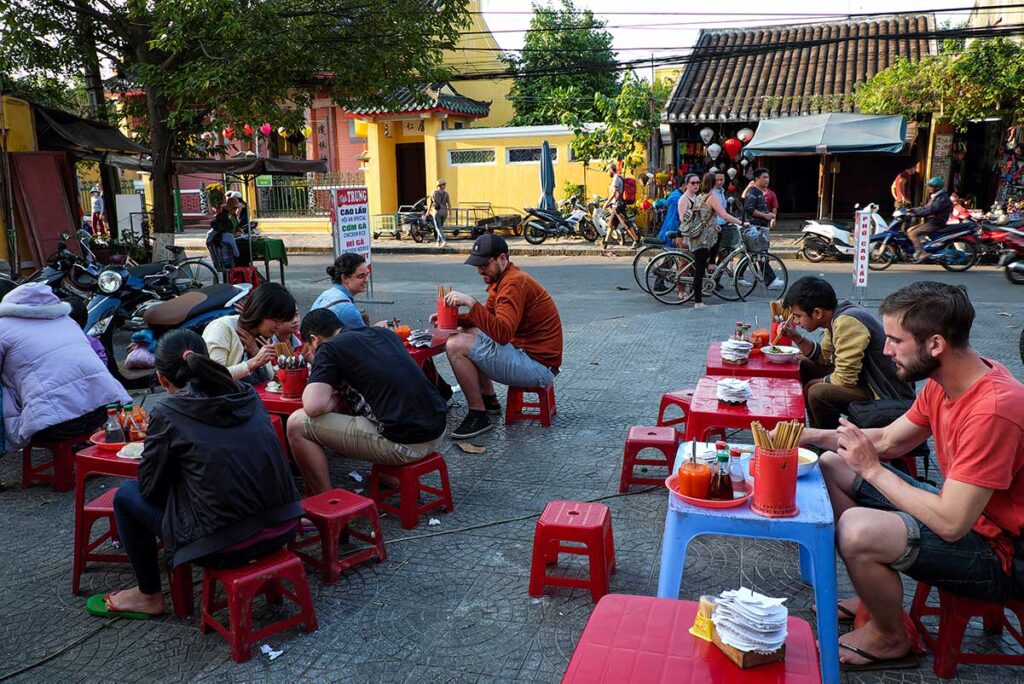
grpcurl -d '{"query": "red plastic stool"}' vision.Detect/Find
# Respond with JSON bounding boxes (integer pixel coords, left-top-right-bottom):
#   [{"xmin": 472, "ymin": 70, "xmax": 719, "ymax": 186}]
[
  {"xmin": 168, "ymin": 563, "xmax": 195, "ymax": 617},
  {"xmin": 656, "ymin": 389, "xmax": 727, "ymax": 442},
  {"xmin": 506, "ymin": 384, "xmax": 556, "ymax": 427},
  {"xmin": 290, "ymin": 488, "xmax": 387, "ymax": 583},
  {"xmin": 22, "ymin": 432, "xmax": 94, "ymax": 492},
  {"xmin": 227, "ymin": 266, "xmax": 264, "ymax": 286},
  {"xmin": 529, "ymin": 501, "xmax": 616, "ymax": 602},
  {"xmin": 268, "ymin": 414, "xmax": 290, "ymax": 461},
  {"xmin": 619, "ymin": 426, "xmax": 678, "ymax": 493},
  {"xmin": 72, "ymin": 487, "xmax": 127, "ymax": 594},
  {"xmin": 910, "ymin": 582, "xmax": 1024, "ymax": 678},
  {"xmin": 370, "ymin": 452, "xmax": 454, "ymax": 530},
  {"xmin": 200, "ymin": 549, "xmax": 318, "ymax": 662}
]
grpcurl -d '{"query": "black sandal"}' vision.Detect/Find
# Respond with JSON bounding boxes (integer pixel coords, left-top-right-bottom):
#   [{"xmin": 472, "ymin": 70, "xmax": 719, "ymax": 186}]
[{"xmin": 838, "ymin": 642, "xmax": 919, "ymax": 672}]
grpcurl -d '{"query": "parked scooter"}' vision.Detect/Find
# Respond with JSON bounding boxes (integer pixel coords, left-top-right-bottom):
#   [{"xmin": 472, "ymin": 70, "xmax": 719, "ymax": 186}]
[
  {"xmin": 799, "ymin": 204, "xmax": 890, "ymax": 262},
  {"xmin": 522, "ymin": 194, "xmax": 598, "ymax": 245},
  {"xmin": 588, "ymin": 194, "xmax": 639, "ymax": 247},
  {"xmin": 868, "ymin": 210, "xmax": 982, "ymax": 272},
  {"xmin": 87, "ymin": 283, "xmax": 251, "ymax": 389},
  {"xmin": 997, "ymin": 232, "xmax": 1024, "ymax": 285}
]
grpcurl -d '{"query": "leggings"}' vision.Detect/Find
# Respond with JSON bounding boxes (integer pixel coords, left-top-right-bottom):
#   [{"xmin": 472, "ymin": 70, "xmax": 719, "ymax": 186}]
[{"xmin": 692, "ymin": 248, "xmax": 710, "ymax": 304}]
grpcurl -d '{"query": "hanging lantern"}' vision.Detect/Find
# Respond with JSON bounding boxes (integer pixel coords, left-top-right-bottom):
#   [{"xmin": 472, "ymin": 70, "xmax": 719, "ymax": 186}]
[
  {"xmin": 709, "ymin": 166, "xmax": 719, "ymax": 174},
  {"xmin": 706, "ymin": 143, "xmax": 722, "ymax": 159},
  {"xmin": 723, "ymin": 138, "xmax": 743, "ymax": 160},
  {"xmin": 243, "ymin": 123, "xmax": 253, "ymax": 136},
  {"xmin": 302, "ymin": 125, "xmax": 313, "ymax": 139},
  {"xmin": 737, "ymin": 127, "xmax": 754, "ymax": 143},
  {"xmin": 223, "ymin": 126, "xmax": 234, "ymax": 139},
  {"xmin": 260, "ymin": 122, "xmax": 272, "ymax": 137},
  {"xmin": 278, "ymin": 127, "xmax": 288, "ymax": 136},
  {"xmin": 200, "ymin": 131, "xmax": 213, "ymax": 140},
  {"xmin": 740, "ymin": 159, "xmax": 749, "ymax": 167},
  {"xmin": 699, "ymin": 127, "xmax": 714, "ymax": 144},
  {"xmin": 727, "ymin": 167, "xmax": 737, "ymax": 179}
]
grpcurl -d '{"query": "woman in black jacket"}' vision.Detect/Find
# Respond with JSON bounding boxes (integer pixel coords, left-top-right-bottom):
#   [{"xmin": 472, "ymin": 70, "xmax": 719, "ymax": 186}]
[{"xmin": 90, "ymin": 330, "xmax": 302, "ymax": 618}]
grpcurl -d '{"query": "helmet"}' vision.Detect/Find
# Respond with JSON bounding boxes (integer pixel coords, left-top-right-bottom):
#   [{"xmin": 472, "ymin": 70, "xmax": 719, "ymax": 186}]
[{"xmin": 926, "ymin": 176, "xmax": 945, "ymax": 188}]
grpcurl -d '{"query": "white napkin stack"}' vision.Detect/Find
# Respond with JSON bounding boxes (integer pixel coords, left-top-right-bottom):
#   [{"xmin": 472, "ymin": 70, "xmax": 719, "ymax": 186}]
[
  {"xmin": 712, "ymin": 587, "xmax": 788, "ymax": 654},
  {"xmin": 716, "ymin": 377, "xmax": 751, "ymax": 403},
  {"xmin": 720, "ymin": 339, "xmax": 754, "ymax": 363}
]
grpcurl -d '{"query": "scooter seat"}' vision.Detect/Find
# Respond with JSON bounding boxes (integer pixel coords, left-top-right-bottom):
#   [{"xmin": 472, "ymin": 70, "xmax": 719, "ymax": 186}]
[
  {"xmin": 530, "ymin": 207, "xmax": 563, "ymax": 221},
  {"xmin": 129, "ymin": 262, "xmax": 170, "ymax": 279},
  {"xmin": 143, "ymin": 283, "xmax": 240, "ymax": 329}
]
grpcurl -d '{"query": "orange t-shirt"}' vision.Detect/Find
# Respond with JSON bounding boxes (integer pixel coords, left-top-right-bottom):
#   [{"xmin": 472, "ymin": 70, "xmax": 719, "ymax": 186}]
[{"xmin": 905, "ymin": 360, "xmax": 1024, "ymax": 571}]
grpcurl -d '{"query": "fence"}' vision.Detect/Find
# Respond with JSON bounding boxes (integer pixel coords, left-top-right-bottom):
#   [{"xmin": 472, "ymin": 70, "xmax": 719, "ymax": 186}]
[{"xmin": 253, "ymin": 172, "xmax": 364, "ymax": 218}]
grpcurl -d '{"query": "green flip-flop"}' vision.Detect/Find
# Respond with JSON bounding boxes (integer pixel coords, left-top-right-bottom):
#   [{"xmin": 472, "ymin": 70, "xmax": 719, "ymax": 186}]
[{"xmin": 85, "ymin": 593, "xmax": 155, "ymax": 621}]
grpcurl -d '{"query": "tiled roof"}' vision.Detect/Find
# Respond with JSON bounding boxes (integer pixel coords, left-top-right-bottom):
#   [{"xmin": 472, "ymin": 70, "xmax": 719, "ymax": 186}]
[
  {"xmin": 665, "ymin": 15, "xmax": 935, "ymax": 122},
  {"xmin": 349, "ymin": 81, "xmax": 491, "ymax": 118}
]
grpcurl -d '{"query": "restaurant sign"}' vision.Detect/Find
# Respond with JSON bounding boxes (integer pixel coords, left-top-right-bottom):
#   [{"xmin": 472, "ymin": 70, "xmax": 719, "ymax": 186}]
[
  {"xmin": 330, "ymin": 187, "xmax": 370, "ymax": 262},
  {"xmin": 853, "ymin": 209, "xmax": 871, "ymax": 293}
]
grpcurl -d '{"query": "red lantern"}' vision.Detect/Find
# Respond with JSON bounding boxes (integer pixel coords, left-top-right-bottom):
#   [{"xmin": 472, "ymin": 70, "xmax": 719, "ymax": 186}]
[
  {"xmin": 223, "ymin": 126, "xmax": 234, "ymax": 139},
  {"xmin": 243, "ymin": 123, "xmax": 253, "ymax": 136},
  {"xmin": 723, "ymin": 138, "xmax": 743, "ymax": 160},
  {"xmin": 641, "ymin": 199, "xmax": 652, "ymax": 211}
]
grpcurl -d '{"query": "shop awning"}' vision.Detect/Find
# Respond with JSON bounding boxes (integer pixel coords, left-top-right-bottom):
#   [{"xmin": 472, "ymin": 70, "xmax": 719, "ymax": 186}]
[
  {"xmin": 34, "ymin": 105, "xmax": 152, "ymax": 169},
  {"xmin": 173, "ymin": 156, "xmax": 327, "ymax": 176},
  {"xmin": 742, "ymin": 113, "xmax": 907, "ymax": 157}
]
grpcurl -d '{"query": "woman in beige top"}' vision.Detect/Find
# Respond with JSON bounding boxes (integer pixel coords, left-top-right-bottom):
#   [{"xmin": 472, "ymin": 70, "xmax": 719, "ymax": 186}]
[
  {"xmin": 678, "ymin": 173, "xmax": 744, "ymax": 308},
  {"xmin": 202, "ymin": 283, "xmax": 298, "ymax": 383}
]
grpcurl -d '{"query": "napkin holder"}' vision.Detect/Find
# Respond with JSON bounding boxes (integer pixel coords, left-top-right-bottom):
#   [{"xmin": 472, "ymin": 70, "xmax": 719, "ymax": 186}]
[{"xmin": 711, "ymin": 626, "xmax": 786, "ymax": 669}]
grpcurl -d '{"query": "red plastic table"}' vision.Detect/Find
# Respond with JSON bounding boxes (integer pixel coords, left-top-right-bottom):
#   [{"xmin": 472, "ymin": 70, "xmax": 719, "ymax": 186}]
[
  {"xmin": 683, "ymin": 376, "xmax": 805, "ymax": 441},
  {"xmin": 254, "ymin": 383, "xmax": 305, "ymax": 416},
  {"xmin": 562, "ymin": 594, "xmax": 822, "ymax": 683},
  {"xmin": 705, "ymin": 343, "xmax": 801, "ymax": 381}
]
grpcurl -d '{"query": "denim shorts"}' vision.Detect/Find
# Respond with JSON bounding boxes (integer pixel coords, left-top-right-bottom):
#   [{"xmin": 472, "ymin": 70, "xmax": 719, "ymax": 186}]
[
  {"xmin": 468, "ymin": 332, "xmax": 555, "ymax": 389},
  {"xmin": 853, "ymin": 464, "xmax": 1013, "ymax": 602}
]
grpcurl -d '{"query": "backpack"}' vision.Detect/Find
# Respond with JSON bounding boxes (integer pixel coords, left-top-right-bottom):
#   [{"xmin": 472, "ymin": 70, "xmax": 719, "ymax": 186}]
[
  {"xmin": 680, "ymin": 193, "xmax": 712, "ymax": 240},
  {"xmin": 622, "ymin": 177, "xmax": 637, "ymax": 204}
]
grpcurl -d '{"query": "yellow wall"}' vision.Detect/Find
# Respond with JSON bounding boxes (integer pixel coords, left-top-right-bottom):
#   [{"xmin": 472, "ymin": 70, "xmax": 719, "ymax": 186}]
[
  {"xmin": 443, "ymin": 1, "xmax": 514, "ymax": 127},
  {"xmin": 366, "ymin": 121, "xmax": 398, "ymax": 215},
  {"xmin": 0, "ymin": 96, "xmax": 38, "ymax": 266}
]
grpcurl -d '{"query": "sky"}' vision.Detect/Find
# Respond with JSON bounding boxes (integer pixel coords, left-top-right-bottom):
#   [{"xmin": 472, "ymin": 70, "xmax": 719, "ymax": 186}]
[{"xmin": 479, "ymin": 0, "xmax": 974, "ymax": 63}]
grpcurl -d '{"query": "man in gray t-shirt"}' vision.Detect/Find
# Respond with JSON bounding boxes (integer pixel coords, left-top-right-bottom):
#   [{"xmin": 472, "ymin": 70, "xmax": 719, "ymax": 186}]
[{"xmin": 429, "ymin": 179, "xmax": 450, "ymax": 245}]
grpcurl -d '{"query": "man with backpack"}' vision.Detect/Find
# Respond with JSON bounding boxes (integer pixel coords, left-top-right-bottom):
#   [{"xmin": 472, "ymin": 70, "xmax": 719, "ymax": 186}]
[{"xmin": 602, "ymin": 165, "xmax": 639, "ymax": 248}]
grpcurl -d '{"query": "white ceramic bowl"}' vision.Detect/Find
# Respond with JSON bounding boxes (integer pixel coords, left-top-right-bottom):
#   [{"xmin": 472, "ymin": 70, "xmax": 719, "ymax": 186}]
[
  {"xmin": 740, "ymin": 447, "xmax": 819, "ymax": 478},
  {"xmin": 761, "ymin": 345, "xmax": 800, "ymax": 364}
]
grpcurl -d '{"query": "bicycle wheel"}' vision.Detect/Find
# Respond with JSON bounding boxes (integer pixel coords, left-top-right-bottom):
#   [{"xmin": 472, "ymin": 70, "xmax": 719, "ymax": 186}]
[
  {"xmin": 172, "ymin": 258, "xmax": 219, "ymax": 291},
  {"xmin": 708, "ymin": 248, "xmax": 746, "ymax": 302},
  {"xmin": 632, "ymin": 244, "xmax": 663, "ymax": 292},
  {"xmin": 645, "ymin": 251, "xmax": 695, "ymax": 305},
  {"xmin": 734, "ymin": 253, "xmax": 788, "ymax": 302}
]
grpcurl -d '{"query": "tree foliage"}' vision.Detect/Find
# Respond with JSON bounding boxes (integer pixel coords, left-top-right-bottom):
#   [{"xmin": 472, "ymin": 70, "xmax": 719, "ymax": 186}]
[
  {"xmin": 563, "ymin": 70, "xmax": 669, "ymax": 172},
  {"xmin": 856, "ymin": 38, "xmax": 1024, "ymax": 130},
  {"xmin": 0, "ymin": 0, "xmax": 467, "ymax": 232},
  {"xmin": 505, "ymin": 0, "xmax": 619, "ymax": 126}
]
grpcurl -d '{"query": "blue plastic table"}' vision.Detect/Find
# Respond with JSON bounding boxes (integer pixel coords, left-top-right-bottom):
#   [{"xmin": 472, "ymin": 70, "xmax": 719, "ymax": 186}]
[{"xmin": 656, "ymin": 443, "xmax": 839, "ymax": 684}]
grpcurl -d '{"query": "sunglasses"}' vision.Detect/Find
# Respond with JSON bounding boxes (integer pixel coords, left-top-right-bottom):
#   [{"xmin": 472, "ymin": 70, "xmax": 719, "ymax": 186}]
[{"xmin": 687, "ymin": 180, "xmax": 699, "ymax": 185}]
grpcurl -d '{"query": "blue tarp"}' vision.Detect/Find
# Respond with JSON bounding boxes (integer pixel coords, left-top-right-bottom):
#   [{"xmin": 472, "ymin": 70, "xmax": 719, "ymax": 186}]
[{"xmin": 742, "ymin": 113, "xmax": 907, "ymax": 157}]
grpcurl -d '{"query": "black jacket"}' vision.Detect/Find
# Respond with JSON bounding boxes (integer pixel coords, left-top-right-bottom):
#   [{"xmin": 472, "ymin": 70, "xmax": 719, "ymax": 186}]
[
  {"xmin": 913, "ymin": 189, "xmax": 952, "ymax": 229},
  {"xmin": 138, "ymin": 384, "xmax": 302, "ymax": 568}
]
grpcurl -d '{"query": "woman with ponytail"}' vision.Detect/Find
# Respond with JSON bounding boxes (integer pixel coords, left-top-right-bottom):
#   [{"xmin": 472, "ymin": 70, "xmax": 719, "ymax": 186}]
[{"xmin": 91, "ymin": 330, "xmax": 301, "ymax": 619}]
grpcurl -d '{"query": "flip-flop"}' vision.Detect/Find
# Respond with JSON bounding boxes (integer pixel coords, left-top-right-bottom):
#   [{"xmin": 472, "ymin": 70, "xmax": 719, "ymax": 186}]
[
  {"xmin": 811, "ymin": 601, "xmax": 858, "ymax": 623},
  {"xmin": 838, "ymin": 642, "xmax": 919, "ymax": 672},
  {"xmin": 85, "ymin": 592, "xmax": 155, "ymax": 621}
]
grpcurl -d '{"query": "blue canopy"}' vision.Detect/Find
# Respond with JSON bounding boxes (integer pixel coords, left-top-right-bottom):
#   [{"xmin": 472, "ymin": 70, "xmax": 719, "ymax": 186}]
[{"xmin": 742, "ymin": 113, "xmax": 907, "ymax": 157}]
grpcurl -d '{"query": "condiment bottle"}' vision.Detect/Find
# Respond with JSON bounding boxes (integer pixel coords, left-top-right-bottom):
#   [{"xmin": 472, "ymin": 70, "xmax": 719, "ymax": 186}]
[
  {"xmin": 678, "ymin": 443, "xmax": 712, "ymax": 499},
  {"xmin": 707, "ymin": 449, "xmax": 733, "ymax": 501},
  {"xmin": 119, "ymin": 403, "xmax": 132, "ymax": 429},
  {"xmin": 729, "ymin": 447, "xmax": 747, "ymax": 498},
  {"xmin": 104, "ymin": 407, "xmax": 126, "ymax": 443},
  {"xmin": 132, "ymin": 405, "xmax": 148, "ymax": 433},
  {"xmin": 123, "ymin": 409, "xmax": 143, "ymax": 442},
  {"xmin": 734, "ymin": 322, "xmax": 743, "ymax": 340}
]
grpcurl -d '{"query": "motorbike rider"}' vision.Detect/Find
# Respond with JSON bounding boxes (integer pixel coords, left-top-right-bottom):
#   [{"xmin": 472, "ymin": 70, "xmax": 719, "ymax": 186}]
[{"xmin": 906, "ymin": 177, "xmax": 953, "ymax": 262}]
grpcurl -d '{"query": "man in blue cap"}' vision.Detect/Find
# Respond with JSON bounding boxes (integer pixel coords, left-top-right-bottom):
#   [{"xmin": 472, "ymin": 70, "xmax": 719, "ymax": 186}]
[{"xmin": 907, "ymin": 176, "xmax": 952, "ymax": 262}]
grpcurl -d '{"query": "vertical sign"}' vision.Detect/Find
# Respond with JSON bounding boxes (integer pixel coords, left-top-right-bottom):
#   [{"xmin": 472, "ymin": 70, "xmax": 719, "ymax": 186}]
[
  {"xmin": 331, "ymin": 187, "xmax": 370, "ymax": 262},
  {"xmin": 852, "ymin": 209, "xmax": 871, "ymax": 299}
]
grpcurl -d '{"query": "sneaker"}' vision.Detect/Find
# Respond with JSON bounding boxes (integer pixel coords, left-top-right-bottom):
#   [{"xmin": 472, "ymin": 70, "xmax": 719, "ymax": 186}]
[
  {"xmin": 451, "ymin": 412, "xmax": 492, "ymax": 439},
  {"xmin": 737, "ymin": 278, "xmax": 752, "ymax": 287},
  {"xmin": 768, "ymin": 278, "xmax": 785, "ymax": 290},
  {"xmin": 482, "ymin": 394, "xmax": 502, "ymax": 415}
]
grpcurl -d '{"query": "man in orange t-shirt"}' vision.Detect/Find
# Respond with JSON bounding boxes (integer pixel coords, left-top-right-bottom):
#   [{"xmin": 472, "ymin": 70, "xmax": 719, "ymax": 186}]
[
  {"xmin": 797, "ymin": 281, "xmax": 1024, "ymax": 671},
  {"xmin": 436, "ymin": 234, "xmax": 563, "ymax": 440}
]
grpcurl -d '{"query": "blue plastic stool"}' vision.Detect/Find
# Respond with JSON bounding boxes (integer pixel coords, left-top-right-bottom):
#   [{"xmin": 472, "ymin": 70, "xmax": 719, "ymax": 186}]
[{"xmin": 656, "ymin": 443, "xmax": 839, "ymax": 684}]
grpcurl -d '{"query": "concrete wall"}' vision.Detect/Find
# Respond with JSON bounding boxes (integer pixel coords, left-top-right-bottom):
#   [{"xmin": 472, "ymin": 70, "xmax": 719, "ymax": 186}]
[{"xmin": 0, "ymin": 96, "xmax": 38, "ymax": 265}]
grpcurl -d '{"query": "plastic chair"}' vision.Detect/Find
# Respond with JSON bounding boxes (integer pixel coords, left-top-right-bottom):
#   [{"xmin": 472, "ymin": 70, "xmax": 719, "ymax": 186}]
[
  {"xmin": 23, "ymin": 432, "xmax": 94, "ymax": 492},
  {"xmin": 506, "ymin": 384, "xmax": 556, "ymax": 427},
  {"xmin": 529, "ymin": 501, "xmax": 615, "ymax": 602},
  {"xmin": 619, "ymin": 426, "xmax": 678, "ymax": 492},
  {"xmin": 290, "ymin": 488, "xmax": 386, "ymax": 584},
  {"xmin": 200, "ymin": 549, "xmax": 317, "ymax": 662},
  {"xmin": 369, "ymin": 452, "xmax": 453, "ymax": 529},
  {"xmin": 72, "ymin": 487, "xmax": 127, "ymax": 594},
  {"xmin": 655, "ymin": 390, "xmax": 726, "ymax": 442}
]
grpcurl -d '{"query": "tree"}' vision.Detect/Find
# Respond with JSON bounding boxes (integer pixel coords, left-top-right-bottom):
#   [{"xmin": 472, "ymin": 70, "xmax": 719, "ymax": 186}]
[
  {"xmin": 0, "ymin": 0, "xmax": 467, "ymax": 235},
  {"xmin": 856, "ymin": 38, "xmax": 1024, "ymax": 130},
  {"xmin": 505, "ymin": 0, "xmax": 619, "ymax": 126},
  {"xmin": 563, "ymin": 70, "xmax": 670, "ymax": 173}
]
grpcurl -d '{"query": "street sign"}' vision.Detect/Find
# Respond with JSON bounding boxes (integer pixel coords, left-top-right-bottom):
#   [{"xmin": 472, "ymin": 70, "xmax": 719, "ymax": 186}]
[
  {"xmin": 853, "ymin": 209, "xmax": 871, "ymax": 300},
  {"xmin": 331, "ymin": 187, "xmax": 370, "ymax": 263}
]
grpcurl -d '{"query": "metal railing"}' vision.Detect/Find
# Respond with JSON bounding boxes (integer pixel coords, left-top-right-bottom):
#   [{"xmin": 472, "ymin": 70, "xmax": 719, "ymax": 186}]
[{"xmin": 254, "ymin": 172, "xmax": 364, "ymax": 218}]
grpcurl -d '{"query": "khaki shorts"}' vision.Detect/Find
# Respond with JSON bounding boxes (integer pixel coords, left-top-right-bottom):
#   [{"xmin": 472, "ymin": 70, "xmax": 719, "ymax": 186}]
[{"xmin": 298, "ymin": 410, "xmax": 441, "ymax": 466}]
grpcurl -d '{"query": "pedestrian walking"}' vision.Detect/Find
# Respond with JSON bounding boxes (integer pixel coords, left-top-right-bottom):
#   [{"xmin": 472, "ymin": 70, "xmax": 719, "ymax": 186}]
[{"xmin": 429, "ymin": 179, "xmax": 450, "ymax": 246}]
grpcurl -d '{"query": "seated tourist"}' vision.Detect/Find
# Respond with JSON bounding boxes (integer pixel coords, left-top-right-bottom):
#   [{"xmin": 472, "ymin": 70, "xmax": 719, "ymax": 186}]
[
  {"xmin": 0, "ymin": 282, "xmax": 129, "ymax": 451},
  {"xmin": 310, "ymin": 253, "xmax": 371, "ymax": 329},
  {"xmin": 287, "ymin": 309, "xmax": 447, "ymax": 495},
  {"xmin": 89, "ymin": 330, "xmax": 301, "ymax": 618},
  {"xmin": 438, "ymin": 234, "xmax": 563, "ymax": 439},
  {"xmin": 798, "ymin": 282, "xmax": 1024, "ymax": 670},
  {"xmin": 202, "ymin": 282, "xmax": 296, "ymax": 384},
  {"xmin": 782, "ymin": 276, "xmax": 914, "ymax": 429}
]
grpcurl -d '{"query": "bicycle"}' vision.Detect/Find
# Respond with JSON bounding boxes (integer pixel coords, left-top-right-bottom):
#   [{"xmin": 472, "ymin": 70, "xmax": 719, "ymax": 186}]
[
  {"xmin": 644, "ymin": 225, "xmax": 787, "ymax": 305},
  {"xmin": 632, "ymin": 238, "xmax": 669, "ymax": 292}
]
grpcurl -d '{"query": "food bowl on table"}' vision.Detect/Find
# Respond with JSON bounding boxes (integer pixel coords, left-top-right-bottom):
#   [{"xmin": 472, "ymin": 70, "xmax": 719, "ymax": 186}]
[
  {"xmin": 744, "ymin": 447, "xmax": 819, "ymax": 478},
  {"xmin": 761, "ymin": 345, "xmax": 800, "ymax": 364},
  {"xmin": 90, "ymin": 431, "xmax": 139, "ymax": 452}
]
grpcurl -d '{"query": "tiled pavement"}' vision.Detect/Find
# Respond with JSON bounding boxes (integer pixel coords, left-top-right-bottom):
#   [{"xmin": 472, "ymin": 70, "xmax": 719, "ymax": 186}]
[{"xmin": 2, "ymin": 258, "xmax": 1023, "ymax": 683}]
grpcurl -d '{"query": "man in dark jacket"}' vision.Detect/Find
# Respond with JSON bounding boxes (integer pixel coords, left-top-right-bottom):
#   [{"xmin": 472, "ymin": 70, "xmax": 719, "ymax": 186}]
[
  {"xmin": 907, "ymin": 176, "xmax": 953, "ymax": 262},
  {"xmin": 783, "ymin": 276, "xmax": 915, "ymax": 429}
]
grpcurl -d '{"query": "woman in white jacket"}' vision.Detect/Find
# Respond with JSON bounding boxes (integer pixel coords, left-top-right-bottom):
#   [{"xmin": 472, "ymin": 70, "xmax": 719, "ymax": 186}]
[{"xmin": 202, "ymin": 283, "xmax": 297, "ymax": 384}]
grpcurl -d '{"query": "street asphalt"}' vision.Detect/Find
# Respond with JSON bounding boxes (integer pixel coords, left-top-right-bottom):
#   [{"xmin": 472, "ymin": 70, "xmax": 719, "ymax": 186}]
[{"xmin": 1, "ymin": 255, "xmax": 1022, "ymax": 683}]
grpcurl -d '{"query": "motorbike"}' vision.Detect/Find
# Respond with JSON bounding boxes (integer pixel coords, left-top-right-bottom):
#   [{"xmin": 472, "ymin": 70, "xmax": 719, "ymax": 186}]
[
  {"xmin": 19, "ymin": 232, "xmax": 105, "ymax": 299},
  {"xmin": 867, "ymin": 210, "xmax": 982, "ymax": 272},
  {"xmin": 87, "ymin": 282, "xmax": 251, "ymax": 389},
  {"xmin": 522, "ymin": 194, "xmax": 599, "ymax": 245},
  {"xmin": 975, "ymin": 220, "xmax": 1024, "ymax": 265},
  {"xmin": 997, "ymin": 232, "xmax": 1024, "ymax": 285},
  {"xmin": 799, "ymin": 204, "xmax": 890, "ymax": 262}
]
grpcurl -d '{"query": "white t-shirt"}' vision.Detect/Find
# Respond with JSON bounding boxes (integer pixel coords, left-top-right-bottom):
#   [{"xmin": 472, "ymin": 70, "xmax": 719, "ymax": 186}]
[{"xmin": 609, "ymin": 175, "xmax": 624, "ymax": 199}]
